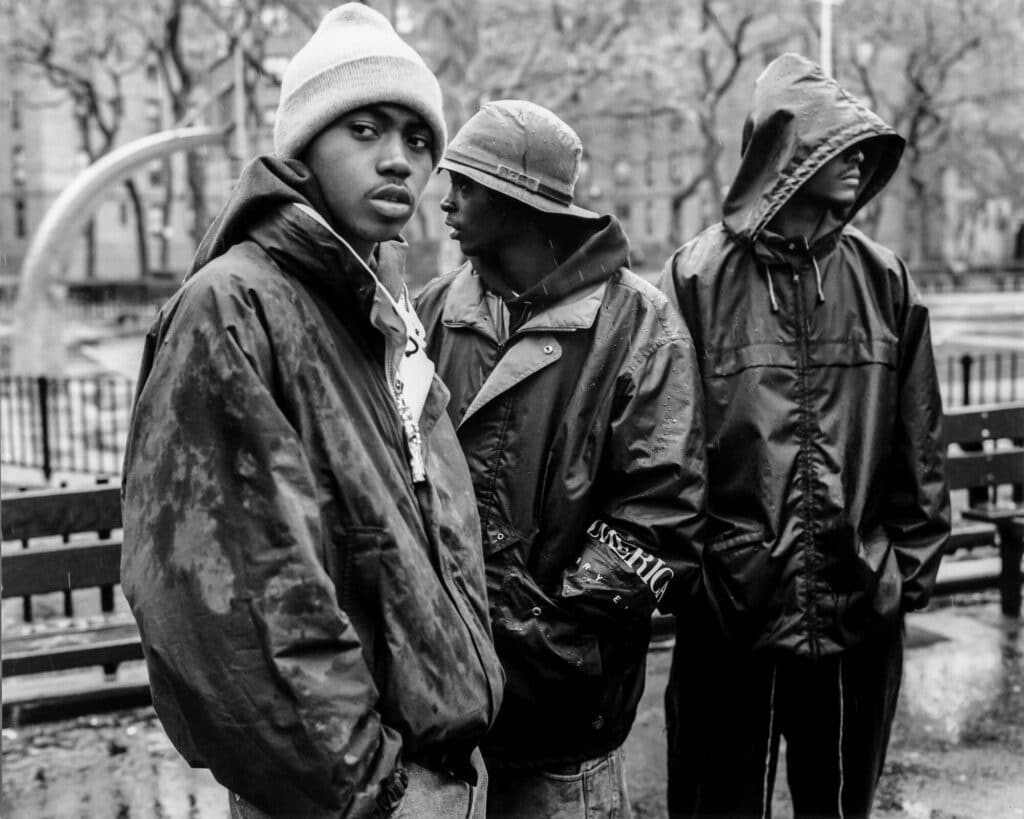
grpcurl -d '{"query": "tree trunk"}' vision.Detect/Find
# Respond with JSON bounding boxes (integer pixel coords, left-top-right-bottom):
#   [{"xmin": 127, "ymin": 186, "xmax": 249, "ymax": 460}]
[
  {"xmin": 186, "ymin": 150, "xmax": 208, "ymax": 248},
  {"xmin": 124, "ymin": 179, "xmax": 150, "ymax": 278},
  {"xmin": 84, "ymin": 220, "xmax": 96, "ymax": 279}
]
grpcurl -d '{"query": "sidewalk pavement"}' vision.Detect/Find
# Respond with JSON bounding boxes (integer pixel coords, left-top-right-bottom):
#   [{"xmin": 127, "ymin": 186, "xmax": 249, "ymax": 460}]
[{"xmin": 2, "ymin": 598, "xmax": 1022, "ymax": 818}]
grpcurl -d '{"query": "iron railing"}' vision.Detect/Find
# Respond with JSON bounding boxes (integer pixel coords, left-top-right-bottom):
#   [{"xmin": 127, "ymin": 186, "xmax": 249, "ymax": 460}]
[
  {"xmin": 0, "ymin": 375, "xmax": 134, "ymax": 480},
  {"xmin": 0, "ymin": 354, "xmax": 1021, "ymax": 481}
]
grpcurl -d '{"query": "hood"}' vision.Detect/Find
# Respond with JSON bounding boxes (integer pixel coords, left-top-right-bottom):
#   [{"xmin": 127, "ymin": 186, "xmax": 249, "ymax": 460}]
[
  {"xmin": 509, "ymin": 215, "xmax": 630, "ymax": 313},
  {"xmin": 722, "ymin": 53, "xmax": 905, "ymax": 244},
  {"xmin": 185, "ymin": 155, "xmax": 409, "ymax": 308},
  {"xmin": 187, "ymin": 156, "xmax": 335, "ymax": 279}
]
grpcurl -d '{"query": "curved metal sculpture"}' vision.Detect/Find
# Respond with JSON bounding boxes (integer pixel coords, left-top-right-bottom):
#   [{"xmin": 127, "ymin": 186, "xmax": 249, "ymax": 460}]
[{"xmin": 11, "ymin": 126, "xmax": 230, "ymax": 375}]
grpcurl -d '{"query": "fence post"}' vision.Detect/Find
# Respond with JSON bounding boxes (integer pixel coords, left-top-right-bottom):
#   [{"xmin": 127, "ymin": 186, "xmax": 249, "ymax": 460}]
[
  {"xmin": 37, "ymin": 376, "xmax": 52, "ymax": 483},
  {"xmin": 960, "ymin": 354, "xmax": 974, "ymax": 407}
]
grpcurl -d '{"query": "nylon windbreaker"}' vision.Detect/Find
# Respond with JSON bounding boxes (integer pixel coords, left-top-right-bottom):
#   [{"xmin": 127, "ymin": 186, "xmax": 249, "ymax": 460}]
[
  {"xmin": 416, "ymin": 215, "xmax": 706, "ymax": 767},
  {"xmin": 659, "ymin": 53, "xmax": 950, "ymax": 658},
  {"xmin": 121, "ymin": 157, "xmax": 503, "ymax": 817}
]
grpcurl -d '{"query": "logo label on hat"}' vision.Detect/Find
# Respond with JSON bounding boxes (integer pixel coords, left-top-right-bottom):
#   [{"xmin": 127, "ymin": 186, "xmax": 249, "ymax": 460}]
[{"xmin": 496, "ymin": 164, "xmax": 541, "ymax": 192}]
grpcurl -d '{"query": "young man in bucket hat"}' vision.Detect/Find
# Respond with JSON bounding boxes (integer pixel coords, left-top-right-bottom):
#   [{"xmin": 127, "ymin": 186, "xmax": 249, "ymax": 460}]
[
  {"xmin": 415, "ymin": 100, "xmax": 707, "ymax": 817},
  {"xmin": 120, "ymin": 5, "xmax": 504, "ymax": 817},
  {"xmin": 659, "ymin": 53, "xmax": 950, "ymax": 817}
]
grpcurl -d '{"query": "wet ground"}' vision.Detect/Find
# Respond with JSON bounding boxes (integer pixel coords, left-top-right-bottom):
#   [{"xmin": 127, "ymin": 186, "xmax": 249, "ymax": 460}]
[{"xmin": 2, "ymin": 596, "xmax": 1022, "ymax": 818}]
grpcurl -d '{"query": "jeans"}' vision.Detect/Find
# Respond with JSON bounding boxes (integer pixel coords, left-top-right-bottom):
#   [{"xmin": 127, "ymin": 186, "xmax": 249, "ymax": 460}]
[
  {"xmin": 486, "ymin": 746, "xmax": 632, "ymax": 819},
  {"xmin": 229, "ymin": 748, "xmax": 487, "ymax": 819}
]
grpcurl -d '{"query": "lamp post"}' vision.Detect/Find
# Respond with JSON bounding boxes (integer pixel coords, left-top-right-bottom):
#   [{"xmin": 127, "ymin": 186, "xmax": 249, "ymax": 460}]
[{"xmin": 818, "ymin": 0, "xmax": 844, "ymax": 77}]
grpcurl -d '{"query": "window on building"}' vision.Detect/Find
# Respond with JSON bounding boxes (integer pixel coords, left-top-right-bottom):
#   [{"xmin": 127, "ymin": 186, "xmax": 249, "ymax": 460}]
[
  {"xmin": 644, "ymin": 153, "xmax": 654, "ymax": 186},
  {"xmin": 645, "ymin": 200, "xmax": 655, "ymax": 236},
  {"xmin": 145, "ymin": 60, "xmax": 159, "ymax": 83},
  {"xmin": 148, "ymin": 160, "xmax": 163, "ymax": 188},
  {"xmin": 145, "ymin": 98, "xmax": 162, "ymax": 132},
  {"xmin": 12, "ymin": 145, "xmax": 26, "ymax": 186},
  {"xmin": 615, "ymin": 202, "xmax": 631, "ymax": 223},
  {"xmin": 11, "ymin": 90, "xmax": 23, "ymax": 130},
  {"xmin": 670, "ymin": 151, "xmax": 685, "ymax": 185},
  {"xmin": 14, "ymin": 198, "xmax": 27, "ymax": 238}
]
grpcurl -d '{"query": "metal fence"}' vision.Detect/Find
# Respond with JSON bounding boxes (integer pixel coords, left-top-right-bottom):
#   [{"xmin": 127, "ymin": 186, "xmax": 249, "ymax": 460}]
[
  {"xmin": 1, "ymin": 353, "xmax": 1021, "ymax": 481},
  {"xmin": 941, "ymin": 352, "xmax": 1024, "ymax": 407},
  {"xmin": 0, "ymin": 375, "xmax": 134, "ymax": 480}
]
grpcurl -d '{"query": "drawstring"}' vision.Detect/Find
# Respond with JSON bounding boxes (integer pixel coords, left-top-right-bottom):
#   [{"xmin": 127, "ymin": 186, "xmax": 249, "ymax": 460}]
[
  {"xmin": 837, "ymin": 655, "xmax": 846, "ymax": 819},
  {"xmin": 812, "ymin": 255, "xmax": 825, "ymax": 304},
  {"xmin": 763, "ymin": 265, "xmax": 780, "ymax": 312},
  {"xmin": 761, "ymin": 664, "xmax": 777, "ymax": 819}
]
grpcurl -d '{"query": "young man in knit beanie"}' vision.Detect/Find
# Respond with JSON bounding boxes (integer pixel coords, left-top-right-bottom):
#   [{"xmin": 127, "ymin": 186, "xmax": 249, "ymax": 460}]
[{"xmin": 121, "ymin": 5, "xmax": 503, "ymax": 818}]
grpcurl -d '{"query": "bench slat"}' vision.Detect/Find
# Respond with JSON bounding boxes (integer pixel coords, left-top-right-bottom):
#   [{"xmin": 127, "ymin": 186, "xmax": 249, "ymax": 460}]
[
  {"xmin": 1, "ymin": 541, "xmax": 123, "ymax": 598},
  {"xmin": 946, "ymin": 521, "xmax": 997, "ymax": 553},
  {"xmin": 1, "ymin": 638, "xmax": 144, "ymax": 677},
  {"xmin": 944, "ymin": 404, "xmax": 1024, "ymax": 446},
  {"xmin": 1, "ymin": 486, "xmax": 122, "ymax": 542},
  {"xmin": 944, "ymin": 448, "xmax": 1024, "ymax": 491}
]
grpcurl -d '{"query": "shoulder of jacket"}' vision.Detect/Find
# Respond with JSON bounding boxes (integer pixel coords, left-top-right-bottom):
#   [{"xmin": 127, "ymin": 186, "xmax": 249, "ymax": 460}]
[
  {"xmin": 669, "ymin": 223, "xmax": 736, "ymax": 281},
  {"xmin": 414, "ymin": 263, "xmax": 466, "ymax": 306},
  {"xmin": 840, "ymin": 225, "xmax": 904, "ymax": 273},
  {"xmin": 605, "ymin": 268, "xmax": 694, "ymax": 358}
]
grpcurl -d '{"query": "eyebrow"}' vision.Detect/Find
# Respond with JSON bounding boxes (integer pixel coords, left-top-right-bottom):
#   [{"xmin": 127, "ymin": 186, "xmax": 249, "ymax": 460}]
[{"xmin": 346, "ymin": 105, "xmax": 429, "ymax": 132}]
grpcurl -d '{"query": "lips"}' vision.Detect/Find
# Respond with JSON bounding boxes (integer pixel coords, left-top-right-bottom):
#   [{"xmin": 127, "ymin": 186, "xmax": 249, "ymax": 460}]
[
  {"xmin": 368, "ymin": 185, "xmax": 413, "ymax": 219},
  {"xmin": 445, "ymin": 219, "xmax": 462, "ymax": 240},
  {"xmin": 370, "ymin": 184, "xmax": 413, "ymax": 205}
]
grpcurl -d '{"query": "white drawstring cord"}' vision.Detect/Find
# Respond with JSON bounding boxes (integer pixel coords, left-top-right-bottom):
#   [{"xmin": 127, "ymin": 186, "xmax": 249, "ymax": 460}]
[
  {"xmin": 812, "ymin": 256, "xmax": 825, "ymax": 304},
  {"xmin": 762, "ymin": 664, "xmax": 778, "ymax": 819},
  {"xmin": 764, "ymin": 266, "xmax": 780, "ymax": 312},
  {"xmin": 837, "ymin": 655, "xmax": 846, "ymax": 819}
]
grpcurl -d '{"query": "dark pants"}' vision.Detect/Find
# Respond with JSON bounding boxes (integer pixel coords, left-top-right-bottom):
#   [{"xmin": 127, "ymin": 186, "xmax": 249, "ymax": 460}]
[{"xmin": 666, "ymin": 620, "xmax": 903, "ymax": 819}]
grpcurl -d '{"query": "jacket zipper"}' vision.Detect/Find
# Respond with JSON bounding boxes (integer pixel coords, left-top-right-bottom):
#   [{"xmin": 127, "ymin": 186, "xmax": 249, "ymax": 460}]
[{"xmin": 792, "ymin": 267, "xmax": 821, "ymax": 657}]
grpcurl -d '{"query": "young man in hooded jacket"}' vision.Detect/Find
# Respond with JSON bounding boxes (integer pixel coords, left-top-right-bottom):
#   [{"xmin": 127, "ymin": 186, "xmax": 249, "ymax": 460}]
[
  {"xmin": 415, "ymin": 100, "xmax": 707, "ymax": 818},
  {"xmin": 120, "ymin": 6, "xmax": 504, "ymax": 818},
  {"xmin": 659, "ymin": 53, "xmax": 950, "ymax": 818}
]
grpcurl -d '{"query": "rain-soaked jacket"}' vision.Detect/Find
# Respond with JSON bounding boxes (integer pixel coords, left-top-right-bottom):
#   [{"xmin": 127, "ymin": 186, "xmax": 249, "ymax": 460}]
[
  {"xmin": 415, "ymin": 215, "xmax": 706, "ymax": 767},
  {"xmin": 121, "ymin": 157, "xmax": 504, "ymax": 817},
  {"xmin": 659, "ymin": 53, "xmax": 950, "ymax": 658}
]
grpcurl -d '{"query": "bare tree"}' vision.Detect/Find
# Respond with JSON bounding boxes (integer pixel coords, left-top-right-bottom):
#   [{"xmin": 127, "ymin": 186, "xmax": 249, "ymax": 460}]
[{"xmin": 9, "ymin": 0, "xmax": 152, "ymax": 277}]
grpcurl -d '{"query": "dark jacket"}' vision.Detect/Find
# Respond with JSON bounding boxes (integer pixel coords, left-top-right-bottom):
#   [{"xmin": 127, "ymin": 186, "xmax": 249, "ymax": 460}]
[
  {"xmin": 416, "ymin": 216, "xmax": 706, "ymax": 767},
  {"xmin": 659, "ymin": 53, "xmax": 950, "ymax": 658},
  {"xmin": 121, "ymin": 157, "xmax": 503, "ymax": 817}
]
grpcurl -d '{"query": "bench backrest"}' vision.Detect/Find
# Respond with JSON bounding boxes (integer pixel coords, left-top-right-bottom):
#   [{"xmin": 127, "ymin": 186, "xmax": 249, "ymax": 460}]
[
  {"xmin": 943, "ymin": 403, "xmax": 1024, "ymax": 500},
  {"xmin": 1, "ymin": 484, "xmax": 123, "ymax": 599}
]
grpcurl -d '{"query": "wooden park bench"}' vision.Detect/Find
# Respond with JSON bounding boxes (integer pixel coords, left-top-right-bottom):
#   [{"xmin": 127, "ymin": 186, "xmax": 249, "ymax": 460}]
[
  {"xmin": 938, "ymin": 402, "xmax": 1024, "ymax": 616},
  {"xmin": 1, "ymin": 482, "xmax": 148, "ymax": 725}
]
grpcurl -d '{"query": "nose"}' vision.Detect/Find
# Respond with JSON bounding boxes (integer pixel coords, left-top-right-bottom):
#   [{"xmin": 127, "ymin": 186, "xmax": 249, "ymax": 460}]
[
  {"xmin": 377, "ymin": 133, "xmax": 412, "ymax": 178},
  {"xmin": 440, "ymin": 188, "xmax": 456, "ymax": 213},
  {"xmin": 844, "ymin": 146, "xmax": 865, "ymax": 166}
]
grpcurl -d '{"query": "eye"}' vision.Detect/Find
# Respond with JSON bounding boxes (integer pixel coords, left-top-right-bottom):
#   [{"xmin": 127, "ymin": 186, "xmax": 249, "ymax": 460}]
[
  {"xmin": 348, "ymin": 121, "xmax": 379, "ymax": 139},
  {"xmin": 406, "ymin": 132, "xmax": 432, "ymax": 154}
]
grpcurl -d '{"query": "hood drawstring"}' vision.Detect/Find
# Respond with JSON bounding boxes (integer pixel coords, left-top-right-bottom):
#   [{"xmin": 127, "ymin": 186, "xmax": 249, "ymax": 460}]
[
  {"xmin": 763, "ymin": 264, "xmax": 780, "ymax": 312},
  {"xmin": 812, "ymin": 255, "xmax": 825, "ymax": 304}
]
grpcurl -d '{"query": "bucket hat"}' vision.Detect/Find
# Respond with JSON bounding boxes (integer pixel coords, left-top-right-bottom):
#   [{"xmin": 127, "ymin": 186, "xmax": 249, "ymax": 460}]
[{"xmin": 438, "ymin": 100, "xmax": 600, "ymax": 220}]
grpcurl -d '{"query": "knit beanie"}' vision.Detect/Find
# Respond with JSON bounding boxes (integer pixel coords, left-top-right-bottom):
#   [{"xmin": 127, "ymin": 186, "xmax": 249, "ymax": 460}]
[{"xmin": 273, "ymin": 3, "xmax": 447, "ymax": 165}]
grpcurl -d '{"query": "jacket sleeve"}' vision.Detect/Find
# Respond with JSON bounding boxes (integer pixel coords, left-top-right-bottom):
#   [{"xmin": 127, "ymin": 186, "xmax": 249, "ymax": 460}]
[
  {"xmin": 883, "ymin": 264, "xmax": 951, "ymax": 611},
  {"xmin": 556, "ymin": 335, "xmax": 707, "ymax": 623},
  {"xmin": 121, "ymin": 275, "xmax": 402, "ymax": 818}
]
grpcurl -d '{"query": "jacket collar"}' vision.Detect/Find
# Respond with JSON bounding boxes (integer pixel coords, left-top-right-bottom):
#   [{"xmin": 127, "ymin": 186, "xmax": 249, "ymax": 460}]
[{"xmin": 441, "ymin": 263, "xmax": 606, "ymax": 339}]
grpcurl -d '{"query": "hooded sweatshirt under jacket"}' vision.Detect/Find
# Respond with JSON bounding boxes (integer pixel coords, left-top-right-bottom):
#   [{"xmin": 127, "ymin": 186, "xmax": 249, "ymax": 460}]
[
  {"xmin": 121, "ymin": 157, "xmax": 503, "ymax": 817},
  {"xmin": 659, "ymin": 53, "xmax": 950, "ymax": 658},
  {"xmin": 416, "ymin": 215, "xmax": 707, "ymax": 767}
]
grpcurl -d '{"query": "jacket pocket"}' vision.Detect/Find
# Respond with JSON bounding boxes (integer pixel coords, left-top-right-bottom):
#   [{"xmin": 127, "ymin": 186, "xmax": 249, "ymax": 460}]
[
  {"xmin": 703, "ymin": 528, "xmax": 774, "ymax": 639},
  {"xmin": 335, "ymin": 526, "xmax": 386, "ymax": 672}
]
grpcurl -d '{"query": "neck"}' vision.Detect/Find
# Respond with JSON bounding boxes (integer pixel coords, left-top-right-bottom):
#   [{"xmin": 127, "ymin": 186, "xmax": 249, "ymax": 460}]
[
  {"xmin": 473, "ymin": 231, "xmax": 562, "ymax": 297},
  {"xmin": 768, "ymin": 196, "xmax": 847, "ymax": 243}
]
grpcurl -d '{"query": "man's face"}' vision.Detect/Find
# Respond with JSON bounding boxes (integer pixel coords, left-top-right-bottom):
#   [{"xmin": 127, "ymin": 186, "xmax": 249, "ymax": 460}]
[
  {"xmin": 797, "ymin": 143, "xmax": 870, "ymax": 214},
  {"xmin": 301, "ymin": 103, "xmax": 434, "ymax": 259},
  {"xmin": 440, "ymin": 172, "xmax": 526, "ymax": 258}
]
